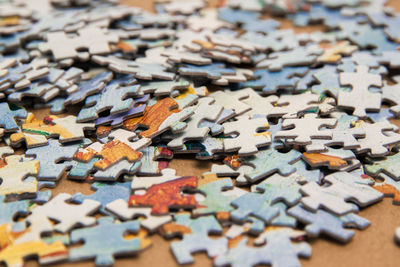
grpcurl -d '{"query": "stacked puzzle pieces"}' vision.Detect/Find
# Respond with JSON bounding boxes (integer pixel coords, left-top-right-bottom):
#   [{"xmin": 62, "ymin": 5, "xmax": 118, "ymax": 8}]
[{"xmin": 1, "ymin": 0, "xmax": 400, "ymax": 266}]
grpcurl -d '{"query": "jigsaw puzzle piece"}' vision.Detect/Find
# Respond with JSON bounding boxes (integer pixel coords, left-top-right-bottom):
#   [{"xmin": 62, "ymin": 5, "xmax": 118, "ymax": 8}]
[
  {"xmin": 77, "ymin": 82, "xmax": 141, "ymax": 122},
  {"xmin": 95, "ymin": 94, "xmax": 149, "ymax": 127},
  {"xmin": 288, "ymin": 204, "xmax": 370, "ymax": 243},
  {"xmin": 338, "ymin": 65, "xmax": 382, "ymax": 118},
  {"xmin": 242, "ymin": 67, "xmax": 308, "ymax": 95},
  {"xmin": 123, "ymin": 97, "xmax": 194, "ymax": 139},
  {"xmin": 28, "ymin": 193, "xmax": 100, "ymax": 233},
  {"xmin": 105, "ymin": 199, "xmax": 172, "ymax": 232},
  {"xmin": 223, "ymin": 116, "xmax": 271, "ymax": 156},
  {"xmin": 166, "ymin": 97, "xmax": 223, "ymax": 149},
  {"xmin": 129, "ymin": 172, "xmax": 198, "ymax": 215},
  {"xmin": 0, "ymin": 103, "xmax": 27, "ymax": 132},
  {"xmin": 69, "ymin": 217, "xmax": 150, "ymax": 266},
  {"xmin": 373, "ymin": 173, "xmax": 400, "ymax": 204},
  {"xmin": 163, "ymin": 214, "xmax": 227, "ymax": 265},
  {"xmin": 365, "ymin": 153, "xmax": 400, "ymax": 181},
  {"xmin": 26, "ymin": 139, "xmax": 81, "ymax": 180},
  {"xmin": 72, "ymin": 182, "xmax": 131, "ymax": 214},
  {"xmin": 0, "ymin": 155, "xmax": 38, "ymax": 198}
]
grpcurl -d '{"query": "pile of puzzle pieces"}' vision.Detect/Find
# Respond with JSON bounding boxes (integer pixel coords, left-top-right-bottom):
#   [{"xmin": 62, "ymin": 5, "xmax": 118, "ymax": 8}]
[{"xmin": 1, "ymin": 0, "xmax": 400, "ymax": 266}]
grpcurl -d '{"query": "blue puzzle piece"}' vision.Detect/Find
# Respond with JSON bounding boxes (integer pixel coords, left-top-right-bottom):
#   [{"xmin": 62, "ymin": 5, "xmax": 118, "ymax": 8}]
[
  {"xmin": 178, "ymin": 63, "xmax": 235, "ymax": 80},
  {"xmin": 214, "ymin": 238, "xmax": 269, "ymax": 267},
  {"xmin": 68, "ymin": 158, "xmax": 99, "ymax": 180},
  {"xmin": 288, "ymin": 204, "xmax": 370, "ymax": 243},
  {"xmin": 241, "ymin": 147, "xmax": 302, "ymax": 183},
  {"xmin": 0, "ymin": 103, "xmax": 27, "ymax": 132},
  {"xmin": 26, "ymin": 139, "xmax": 81, "ymax": 180},
  {"xmin": 311, "ymin": 65, "xmax": 351, "ymax": 97},
  {"xmin": 77, "ymin": 82, "xmax": 141, "ymax": 122},
  {"xmin": 64, "ymin": 71, "xmax": 113, "ymax": 105},
  {"xmin": 242, "ymin": 19, "xmax": 280, "ymax": 34},
  {"xmin": 218, "ymin": 7, "xmax": 259, "ymax": 25},
  {"xmin": 169, "ymin": 214, "xmax": 227, "ymax": 265},
  {"xmin": 242, "ymin": 67, "xmax": 308, "ymax": 95},
  {"xmin": 0, "ymin": 195, "xmax": 29, "ymax": 225},
  {"xmin": 69, "ymin": 217, "xmax": 142, "ymax": 266},
  {"xmin": 72, "ymin": 182, "xmax": 131, "ymax": 213}
]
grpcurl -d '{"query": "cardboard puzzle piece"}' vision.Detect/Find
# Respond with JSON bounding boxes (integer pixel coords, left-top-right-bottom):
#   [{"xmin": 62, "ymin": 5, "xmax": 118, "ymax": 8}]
[
  {"xmin": 130, "ymin": 168, "xmax": 179, "ymax": 190},
  {"xmin": 214, "ymin": 238, "xmax": 270, "ymax": 267},
  {"xmin": 64, "ymin": 71, "xmax": 113, "ymax": 105},
  {"xmin": 74, "ymin": 129, "xmax": 150, "ymax": 171},
  {"xmin": 139, "ymin": 79, "xmax": 189, "ymax": 96},
  {"xmin": 223, "ymin": 116, "xmax": 271, "ymax": 156},
  {"xmin": 72, "ymin": 182, "xmax": 131, "ymax": 214},
  {"xmin": 198, "ymin": 109, "xmax": 234, "ymax": 136},
  {"xmin": 193, "ymin": 177, "xmax": 246, "ymax": 218},
  {"xmin": 253, "ymin": 228, "xmax": 311, "ymax": 267},
  {"xmin": 12, "ymin": 115, "xmax": 94, "ymax": 146},
  {"xmin": 229, "ymin": 172, "xmax": 303, "ymax": 223},
  {"xmin": 187, "ymin": 9, "xmax": 232, "ymax": 31},
  {"xmin": 92, "ymin": 55, "xmax": 175, "ymax": 81},
  {"xmin": 77, "ymin": 82, "xmax": 141, "ymax": 122},
  {"xmin": 162, "ymin": 0, "xmax": 205, "ymax": 15},
  {"xmin": 28, "ymin": 193, "xmax": 101, "ymax": 233},
  {"xmin": 233, "ymin": 147, "xmax": 302, "ymax": 184},
  {"xmin": 382, "ymin": 81, "xmax": 400, "ymax": 116},
  {"xmin": 254, "ymin": 172, "xmax": 304, "ymax": 205},
  {"xmin": 162, "ymin": 49, "xmax": 211, "ymax": 65},
  {"xmin": 129, "ymin": 171, "xmax": 198, "ymax": 215},
  {"xmin": 135, "ymin": 146, "xmax": 171, "ymax": 176},
  {"xmin": 211, "ymin": 162, "xmax": 255, "ymax": 185},
  {"xmin": 365, "ymin": 153, "xmax": 400, "ymax": 180},
  {"xmin": 26, "ymin": 139, "xmax": 81, "ymax": 180},
  {"xmin": 354, "ymin": 120, "xmax": 400, "ymax": 157},
  {"xmin": 368, "ymin": 108, "xmax": 398, "ymax": 131},
  {"xmin": 123, "ymin": 97, "xmax": 194, "ymax": 139},
  {"xmin": 300, "ymin": 171, "xmax": 383, "ymax": 215},
  {"xmin": 0, "ymin": 102, "xmax": 27, "ymax": 132},
  {"xmin": 91, "ymin": 161, "xmax": 142, "ymax": 182},
  {"xmin": 178, "ymin": 63, "xmax": 235, "ymax": 80},
  {"xmin": 242, "ymin": 67, "xmax": 308, "ymax": 95},
  {"xmin": 0, "ymin": 223, "xmax": 68, "ymax": 267},
  {"xmin": 275, "ymin": 113, "xmax": 337, "ymax": 145},
  {"xmin": 210, "ymin": 90, "xmax": 251, "ymax": 117},
  {"xmin": 269, "ymin": 91, "xmax": 320, "ymax": 118},
  {"xmin": 39, "ymin": 27, "xmax": 119, "ymax": 60},
  {"xmin": 302, "ymin": 147, "xmax": 356, "ymax": 170},
  {"xmin": 317, "ymin": 41, "xmax": 358, "ymax": 63},
  {"xmin": 373, "ymin": 173, "xmax": 400, "ymax": 204},
  {"xmin": 0, "ymin": 155, "xmax": 38, "ymax": 198},
  {"xmin": 305, "ymin": 112, "xmax": 364, "ymax": 152},
  {"xmin": 167, "ymin": 97, "xmax": 223, "ymax": 149},
  {"xmin": 338, "ymin": 65, "xmax": 382, "ymax": 117},
  {"xmin": 256, "ymin": 45, "xmax": 322, "ymax": 70},
  {"xmin": 0, "ymin": 195, "xmax": 29, "ymax": 225},
  {"xmin": 69, "ymin": 217, "xmax": 150, "ymax": 266},
  {"xmin": 164, "ymin": 214, "xmax": 227, "ymax": 265},
  {"xmin": 288, "ymin": 204, "xmax": 370, "ymax": 243},
  {"xmin": 233, "ymin": 88, "xmax": 278, "ymax": 118},
  {"xmin": 95, "ymin": 94, "xmax": 149, "ymax": 127},
  {"xmin": 106, "ymin": 199, "xmax": 172, "ymax": 232},
  {"xmin": 311, "ymin": 65, "xmax": 351, "ymax": 97}
]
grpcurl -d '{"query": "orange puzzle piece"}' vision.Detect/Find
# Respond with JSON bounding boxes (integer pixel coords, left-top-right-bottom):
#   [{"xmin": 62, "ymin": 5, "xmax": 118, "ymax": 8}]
[
  {"xmin": 123, "ymin": 97, "xmax": 180, "ymax": 138},
  {"xmin": 74, "ymin": 139, "xmax": 142, "ymax": 170},
  {"xmin": 129, "ymin": 176, "xmax": 198, "ymax": 215}
]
